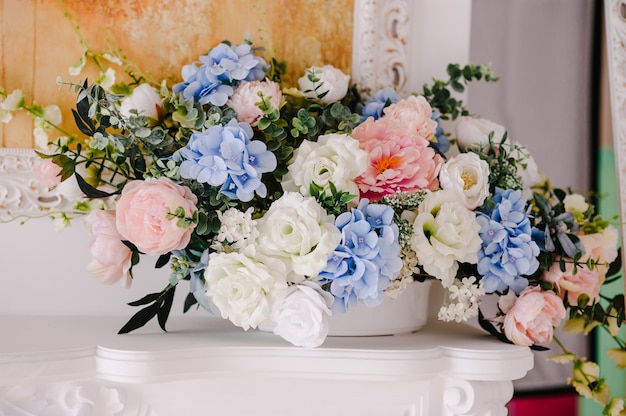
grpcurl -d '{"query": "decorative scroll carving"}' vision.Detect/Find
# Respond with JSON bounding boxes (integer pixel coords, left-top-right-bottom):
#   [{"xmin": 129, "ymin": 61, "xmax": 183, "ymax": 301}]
[
  {"xmin": 0, "ymin": 381, "xmax": 158, "ymax": 416},
  {"xmin": 604, "ymin": 0, "xmax": 626, "ymax": 301},
  {"xmin": 0, "ymin": 148, "xmax": 78, "ymax": 219},
  {"xmin": 352, "ymin": 0, "xmax": 409, "ymax": 93},
  {"xmin": 441, "ymin": 378, "xmax": 514, "ymax": 416}
]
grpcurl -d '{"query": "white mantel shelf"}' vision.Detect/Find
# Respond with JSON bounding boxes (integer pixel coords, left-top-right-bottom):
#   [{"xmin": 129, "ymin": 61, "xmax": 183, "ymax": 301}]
[{"xmin": 0, "ymin": 315, "xmax": 533, "ymax": 416}]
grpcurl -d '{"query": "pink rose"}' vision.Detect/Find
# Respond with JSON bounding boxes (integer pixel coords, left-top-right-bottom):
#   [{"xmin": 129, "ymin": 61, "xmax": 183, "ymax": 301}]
[
  {"xmin": 353, "ymin": 117, "xmax": 443, "ymax": 200},
  {"xmin": 116, "ymin": 177, "xmax": 198, "ymax": 255},
  {"xmin": 501, "ymin": 286, "xmax": 566, "ymax": 346},
  {"xmin": 543, "ymin": 228, "xmax": 618, "ymax": 304},
  {"xmin": 33, "ymin": 158, "xmax": 62, "ymax": 189},
  {"xmin": 228, "ymin": 79, "xmax": 284, "ymax": 127},
  {"xmin": 382, "ymin": 95, "xmax": 437, "ymax": 141},
  {"xmin": 86, "ymin": 210, "xmax": 132, "ymax": 287},
  {"xmin": 579, "ymin": 227, "xmax": 619, "ymax": 266}
]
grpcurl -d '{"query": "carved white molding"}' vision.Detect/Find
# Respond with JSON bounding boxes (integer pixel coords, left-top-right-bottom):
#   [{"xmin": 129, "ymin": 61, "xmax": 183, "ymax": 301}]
[
  {"xmin": 0, "ymin": 148, "xmax": 78, "ymax": 218},
  {"xmin": 0, "ymin": 381, "xmax": 157, "ymax": 416},
  {"xmin": 352, "ymin": 0, "xmax": 472, "ymax": 97},
  {"xmin": 442, "ymin": 378, "xmax": 513, "ymax": 416},
  {"xmin": 604, "ymin": 0, "xmax": 626, "ymax": 299},
  {"xmin": 352, "ymin": 0, "xmax": 410, "ymax": 93}
]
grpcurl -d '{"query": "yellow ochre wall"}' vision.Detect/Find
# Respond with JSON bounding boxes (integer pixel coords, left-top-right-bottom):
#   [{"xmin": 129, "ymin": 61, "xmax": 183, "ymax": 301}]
[{"xmin": 0, "ymin": 0, "xmax": 354, "ymax": 148}]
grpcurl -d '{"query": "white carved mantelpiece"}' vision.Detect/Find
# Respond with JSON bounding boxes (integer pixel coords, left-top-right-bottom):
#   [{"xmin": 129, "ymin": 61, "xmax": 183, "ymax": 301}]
[{"xmin": 0, "ymin": 316, "xmax": 532, "ymax": 416}]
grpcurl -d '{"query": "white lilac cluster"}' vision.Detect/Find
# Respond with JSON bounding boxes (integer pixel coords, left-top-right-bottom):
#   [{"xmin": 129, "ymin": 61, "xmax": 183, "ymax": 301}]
[
  {"xmin": 213, "ymin": 207, "xmax": 259, "ymax": 251},
  {"xmin": 438, "ymin": 276, "xmax": 485, "ymax": 323}
]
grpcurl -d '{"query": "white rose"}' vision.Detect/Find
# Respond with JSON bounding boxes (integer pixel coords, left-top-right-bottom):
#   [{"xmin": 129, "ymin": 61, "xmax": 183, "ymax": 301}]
[
  {"xmin": 120, "ymin": 83, "xmax": 162, "ymax": 119},
  {"xmin": 410, "ymin": 190, "xmax": 482, "ymax": 287},
  {"xmin": 282, "ymin": 133, "xmax": 369, "ymax": 197},
  {"xmin": 256, "ymin": 192, "xmax": 342, "ymax": 282},
  {"xmin": 268, "ymin": 281, "xmax": 333, "ymax": 348},
  {"xmin": 509, "ymin": 145, "xmax": 542, "ymax": 196},
  {"xmin": 298, "ymin": 65, "xmax": 350, "ymax": 103},
  {"xmin": 204, "ymin": 247, "xmax": 287, "ymax": 330},
  {"xmin": 564, "ymin": 194, "xmax": 589, "ymax": 214},
  {"xmin": 439, "ymin": 152, "xmax": 490, "ymax": 209},
  {"xmin": 455, "ymin": 116, "xmax": 506, "ymax": 151}
]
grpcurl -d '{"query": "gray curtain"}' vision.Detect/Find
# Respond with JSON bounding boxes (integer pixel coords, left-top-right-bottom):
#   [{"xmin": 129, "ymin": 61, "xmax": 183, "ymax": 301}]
[{"xmin": 468, "ymin": 0, "xmax": 596, "ymax": 391}]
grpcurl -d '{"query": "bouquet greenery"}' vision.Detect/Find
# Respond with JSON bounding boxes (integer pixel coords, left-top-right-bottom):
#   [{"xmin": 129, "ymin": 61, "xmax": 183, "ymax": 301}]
[{"xmin": 2, "ymin": 29, "xmax": 625, "ymax": 415}]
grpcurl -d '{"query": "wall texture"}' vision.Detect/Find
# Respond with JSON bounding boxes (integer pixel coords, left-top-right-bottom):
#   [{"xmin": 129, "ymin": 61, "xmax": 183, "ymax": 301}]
[{"xmin": 0, "ymin": 0, "xmax": 354, "ymax": 148}]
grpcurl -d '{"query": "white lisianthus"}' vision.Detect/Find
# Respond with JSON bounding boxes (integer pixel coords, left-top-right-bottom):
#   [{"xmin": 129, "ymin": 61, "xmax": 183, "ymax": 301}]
[
  {"xmin": 255, "ymin": 192, "xmax": 342, "ymax": 282},
  {"xmin": 282, "ymin": 133, "xmax": 369, "ymax": 197},
  {"xmin": 120, "ymin": 83, "xmax": 162, "ymax": 120},
  {"xmin": 228, "ymin": 79, "xmax": 284, "ymax": 127},
  {"xmin": 439, "ymin": 153, "xmax": 490, "ymax": 209},
  {"xmin": 268, "ymin": 281, "xmax": 333, "ymax": 348},
  {"xmin": 455, "ymin": 116, "xmax": 506, "ymax": 151},
  {"xmin": 204, "ymin": 246, "xmax": 287, "ymax": 331},
  {"xmin": 410, "ymin": 190, "xmax": 482, "ymax": 287},
  {"xmin": 298, "ymin": 65, "xmax": 350, "ymax": 103}
]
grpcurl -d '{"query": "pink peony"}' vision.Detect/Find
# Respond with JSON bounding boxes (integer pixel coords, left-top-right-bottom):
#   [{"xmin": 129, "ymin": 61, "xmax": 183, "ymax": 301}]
[
  {"xmin": 227, "ymin": 79, "xmax": 284, "ymax": 127},
  {"xmin": 501, "ymin": 286, "xmax": 566, "ymax": 346},
  {"xmin": 86, "ymin": 210, "xmax": 133, "ymax": 287},
  {"xmin": 382, "ymin": 95, "xmax": 437, "ymax": 141},
  {"xmin": 352, "ymin": 117, "xmax": 443, "ymax": 200},
  {"xmin": 33, "ymin": 158, "xmax": 62, "ymax": 189},
  {"xmin": 116, "ymin": 177, "xmax": 198, "ymax": 255},
  {"xmin": 543, "ymin": 227, "xmax": 618, "ymax": 304}
]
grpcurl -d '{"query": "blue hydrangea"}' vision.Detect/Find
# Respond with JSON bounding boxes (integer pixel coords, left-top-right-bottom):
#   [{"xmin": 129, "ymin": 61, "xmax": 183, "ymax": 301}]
[
  {"xmin": 431, "ymin": 111, "xmax": 450, "ymax": 154},
  {"xmin": 172, "ymin": 119, "xmax": 276, "ymax": 202},
  {"xmin": 172, "ymin": 42, "xmax": 267, "ymax": 106},
  {"xmin": 319, "ymin": 199, "xmax": 402, "ymax": 313},
  {"xmin": 476, "ymin": 189, "xmax": 540, "ymax": 294},
  {"xmin": 358, "ymin": 87, "xmax": 398, "ymax": 123}
]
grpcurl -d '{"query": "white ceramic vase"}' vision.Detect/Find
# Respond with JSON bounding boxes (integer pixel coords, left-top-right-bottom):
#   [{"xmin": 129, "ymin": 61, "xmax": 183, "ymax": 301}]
[{"xmin": 327, "ymin": 280, "xmax": 433, "ymax": 336}]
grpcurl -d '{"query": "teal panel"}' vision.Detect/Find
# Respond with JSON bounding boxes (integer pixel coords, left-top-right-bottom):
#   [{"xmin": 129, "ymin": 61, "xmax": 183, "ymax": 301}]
[{"xmin": 579, "ymin": 148, "xmax": 626, "ymax": 415}]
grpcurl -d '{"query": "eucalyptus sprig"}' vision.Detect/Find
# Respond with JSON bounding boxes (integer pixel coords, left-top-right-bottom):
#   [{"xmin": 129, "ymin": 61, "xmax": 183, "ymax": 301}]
[{"xmin": 422, "ymin": 63, "xmax": 498, "ymax": 120}]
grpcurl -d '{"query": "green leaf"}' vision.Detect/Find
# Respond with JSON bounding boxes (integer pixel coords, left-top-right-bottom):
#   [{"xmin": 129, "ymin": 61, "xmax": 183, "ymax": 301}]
[
  {"xmin": 450, "ymin": 80, "xmax": 465, "ymax": 93},
  {"xmin": 157, "ymin": 286, "xmax": 176, "ymax": 332},
  {"xmin": 183, "ymin": 292, "xmax": 198, "ymax": 313},
  {"xmin": 118, "ymin": 303, "xmax": 159, "ymax": 334},
  {"xmin": 257, "ymin": 117, "xmax": 271, "ymax": 130},
  {"xmin": 75, "ymin": 172, "xmax": 117, "ymax": 198},
  {"xmin": 127, "ymin": 292, "xmax": 161, "ymax": 307},
  {"xmin": 155, "ymin": 253, "xmax": 171, "ymax": 269}
]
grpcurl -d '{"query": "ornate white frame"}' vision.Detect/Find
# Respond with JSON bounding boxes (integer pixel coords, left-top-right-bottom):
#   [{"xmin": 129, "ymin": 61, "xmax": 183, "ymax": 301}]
[
  {"xmin": 604, "ymin": 0, "xmax": 626, "ymax": 297},
  {"xmin": 0, "ymin": 0, "xmax": 471, "ymax": 216}
]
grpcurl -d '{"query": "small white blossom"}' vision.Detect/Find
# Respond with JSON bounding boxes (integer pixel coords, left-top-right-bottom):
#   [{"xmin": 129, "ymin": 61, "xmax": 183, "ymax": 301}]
[
  {"xmin": 102, "ymin": 53, "xmax": 123, "ymax": 66},
  {"xmin": 386, "ymin": 248, "xmax": 420, "ymax": 299},
  {"xmin": 98, "ymin": 68, "xmax": 116, "ymax": 91},
  {"xmin": 0, "ymin": 89, "xmax": 24, "ymax": 123},
  {"xmin": 216, "ymin": 207, "xmax": 259, "ymax": 250},
  {"xmin": 69, "ymin": 53, "xmax": 87, "ymax": 76},
  {"xmin": 437, "ymin": 276, "xmax": 484, "ymax": 322}
]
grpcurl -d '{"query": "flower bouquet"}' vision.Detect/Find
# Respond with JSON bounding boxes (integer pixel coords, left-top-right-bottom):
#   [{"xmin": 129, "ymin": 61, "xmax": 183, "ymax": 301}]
[{"xmin": 3, "ymin": 34, "xmax": 626, "ymax": 413}]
